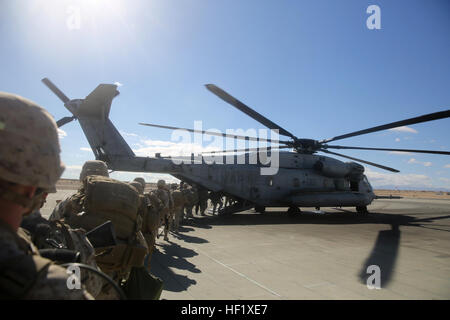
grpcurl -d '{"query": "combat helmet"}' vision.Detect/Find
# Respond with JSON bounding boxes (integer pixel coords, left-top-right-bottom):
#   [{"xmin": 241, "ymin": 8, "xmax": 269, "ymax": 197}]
[
  {"xmin": 156, "ymin": 179, "xmax": 166, "ymax": 189},
  {"xmin": 0, "ymin": 92, "xmax": 65, "ymax": 207},
  {"xmin": 129, "ymin": 181, "xmax": 144, "ymax": 194},
  {"xmin": 133, "ymin": 177, "xmax": 146, "ymax": 191},
  {"xmin": 79, "ymin": 160, "xmax": 109, "ymax": 181}
]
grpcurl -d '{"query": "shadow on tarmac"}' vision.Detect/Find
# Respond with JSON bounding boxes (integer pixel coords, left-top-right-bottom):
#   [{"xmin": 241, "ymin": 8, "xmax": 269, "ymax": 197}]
[
  {"xmin": 186, "ymin": 208, "xmax": 449, "ymax": 287},
  {"xmin": 150, "ymin": 241, "xmax": 201, "ymax": 293},
  {"xmin": 149, "ymin": 222, "xmax": 212, "ymax": 293},
  {"xmin": 171, "ymin": 231, "xmax": 209, "ymax": 244},
  {"xmin": 358, "ymin": 224, "xmax": 401, "ymax": 288}
]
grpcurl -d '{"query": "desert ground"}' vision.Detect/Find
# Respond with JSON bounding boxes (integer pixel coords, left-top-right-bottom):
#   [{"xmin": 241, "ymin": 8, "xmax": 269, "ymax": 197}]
[{"xmin": 41, "ymin": 179, "xmax": 450, "ymax": 300}]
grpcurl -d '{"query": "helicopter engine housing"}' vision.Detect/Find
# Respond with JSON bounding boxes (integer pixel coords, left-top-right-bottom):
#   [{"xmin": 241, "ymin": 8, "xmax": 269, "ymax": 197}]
[{"xmin": 313, "ymin": 159, "xmax": 364, "ymax": 178}]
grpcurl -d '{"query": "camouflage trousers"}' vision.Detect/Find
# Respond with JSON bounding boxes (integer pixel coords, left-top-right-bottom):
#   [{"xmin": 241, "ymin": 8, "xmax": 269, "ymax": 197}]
[
  {"xmin": 163, "ymin": 211, "xmax": 174, "ymax": 240},
  {"xmin": 172, "ymin": 205, "xmax": 184, "ymax": 232}
]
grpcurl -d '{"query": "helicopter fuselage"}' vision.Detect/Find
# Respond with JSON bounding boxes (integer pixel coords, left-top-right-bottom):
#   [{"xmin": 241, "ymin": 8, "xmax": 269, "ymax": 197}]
[{"xmin": 100, "ymin": 150, "xmax": 375, "ymax": 209}]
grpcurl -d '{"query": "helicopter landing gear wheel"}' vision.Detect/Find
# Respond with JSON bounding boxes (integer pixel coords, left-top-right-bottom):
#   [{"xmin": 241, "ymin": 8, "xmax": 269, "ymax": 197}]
[
  {"xmin": 356, "ymin": 206, "xmax": 369, "ymax": 214},
  {"xmin": 287, "ymin": 206, "xmax": 301, "ymax": 216},
  {"xmin": 255, "ymin": 206, "xmax": 266, "ymax": 214}
]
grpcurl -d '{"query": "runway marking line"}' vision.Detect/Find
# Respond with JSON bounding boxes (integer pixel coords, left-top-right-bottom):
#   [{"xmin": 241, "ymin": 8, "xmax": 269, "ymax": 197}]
[{"xmin": 196, "ymin": 248, "xmax": 282, "ymax": 298}]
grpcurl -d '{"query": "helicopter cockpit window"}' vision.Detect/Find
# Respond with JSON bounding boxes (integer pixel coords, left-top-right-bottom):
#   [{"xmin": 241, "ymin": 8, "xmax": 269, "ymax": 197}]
[{"xmin": 363, "ymin": 176, "xmax": 373, "ymax": 192}]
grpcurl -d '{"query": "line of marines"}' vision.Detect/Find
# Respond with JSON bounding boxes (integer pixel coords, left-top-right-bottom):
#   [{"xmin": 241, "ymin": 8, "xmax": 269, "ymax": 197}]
[{"xmin": 0, "ymin": 91, "xmax": 236, "ymax": 300}]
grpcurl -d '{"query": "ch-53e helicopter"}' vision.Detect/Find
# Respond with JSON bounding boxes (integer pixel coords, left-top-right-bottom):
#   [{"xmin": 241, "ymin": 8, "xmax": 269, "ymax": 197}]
[{"xmin": 41, "ymin": 78, "xmax": 450, "ymax": 215}]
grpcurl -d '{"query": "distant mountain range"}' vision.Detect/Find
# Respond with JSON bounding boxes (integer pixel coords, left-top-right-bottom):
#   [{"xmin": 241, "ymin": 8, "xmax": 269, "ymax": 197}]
[{"xmin": 373, "ymin": 185, "xmax": 450, "ymax": 192}]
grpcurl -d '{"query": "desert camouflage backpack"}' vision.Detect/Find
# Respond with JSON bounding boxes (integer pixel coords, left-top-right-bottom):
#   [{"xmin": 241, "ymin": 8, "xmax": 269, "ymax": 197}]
[{"xmin": 64, "ymin": 176, "xmax": 148, "ymax": 274}]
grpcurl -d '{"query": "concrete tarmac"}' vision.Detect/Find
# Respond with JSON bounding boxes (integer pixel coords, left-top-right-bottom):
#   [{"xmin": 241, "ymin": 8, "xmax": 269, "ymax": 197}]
[{"xmin": 42, "ymin": 192, "xmax": 450, "ymax": 300}]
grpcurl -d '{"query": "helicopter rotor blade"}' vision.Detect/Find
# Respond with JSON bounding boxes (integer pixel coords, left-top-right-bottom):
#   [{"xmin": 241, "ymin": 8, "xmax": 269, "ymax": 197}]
[
  {"xmin": 323, "ymin": 145, "xmax": 450, "ymax": 155},
  {"xmin": 139, "ymin": 122, "xmax": 289, "ymax": 144},
  {"xmin": 321, "ymin": 109, "xmax": 450, "ymax": 144},
  {"xmin": 41, "ymin": 78, "xmax": 70, "ymax": 103},
  {"xmin": 201, "ymin": 145, "xmax": 291, "ymax": 154},
  {"xmin": 56, "ymin": 116, "xmax": 76, "ymax": 128},
  {"xmin": 205, "ymin": 84, "xmax": 297, "ymax": 139},
  {"xmin": 320, "ymin": 149, "xmax": 400, "ymax": 172}
]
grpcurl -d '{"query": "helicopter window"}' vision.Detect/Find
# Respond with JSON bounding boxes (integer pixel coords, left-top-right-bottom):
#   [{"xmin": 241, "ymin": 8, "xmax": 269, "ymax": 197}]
[
  {"xmin": 350, "ymin": 180, "xmax": 359, "ymax": 192},
  {"xmin": 363, "ymin": 176, "xmax": 373, "ymax": 192}
]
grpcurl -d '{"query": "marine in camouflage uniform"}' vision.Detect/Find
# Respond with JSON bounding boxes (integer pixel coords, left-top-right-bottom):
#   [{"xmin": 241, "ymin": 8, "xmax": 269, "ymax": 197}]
[
  {"xmin": 153, "ymin": 180, "xmax": 173, "ymax": 241},
  {"xmin": 49, "ymin": 160, "xmax": 109, "ymax": 221},
  {"xmin": 170, "ymin": 184, "xmax": 186, "ymax": 233},
  {"xmin": 143, "ymin": 191, "xmax": 163, "ymax": 270},
  {"xmin": 50, "ymin": 163, "xmax": 148, "ymax": 299},
  {"xmin": 129, "ymin": 178, "xmax": 154, "ymax": 269},
  {"xmin": 195, "ymin": 186, "xmax": 209, "ymax": 216},
  {"xmin": 0, "ymin": 92, "xmax": 92, "ymax": 299},
  {"xmin": 47, "ymin": 161, "xmax": 110, "ymax": 298},
  {"xmin": 133, "ymin": 177, "xmax": 146, "ymax": 193},
  {"xmin": 183, "ymin": 184, "xmax": 198, "ymax": 219},
  {"xmin": 21, "ymin": 185, "xmax": 103, "ymax": 297}
]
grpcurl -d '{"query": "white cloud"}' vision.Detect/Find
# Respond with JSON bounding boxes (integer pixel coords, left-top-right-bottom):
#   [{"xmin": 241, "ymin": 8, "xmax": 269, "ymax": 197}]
[
  {"xmin": 444, "ymin": 164, "xmax": 450, "ymax": 168},
  {"xmin": 80, "ymin": 147, "xmax": 92, "ymax": 152},
  {"xmin": 142, "ymin": 139, "xmax": 176, "ymax": 147},
  {"xmin": 439, "ymin": 177, "xmax": 450, "ymax": 183},
  {"xmin": 388, "ymin": 126, "xmax": 418, "ymax": 134},
  {"xmin": 395, "ymin": 138, "xmax": 400, "ymax": 142},
  {"xmin": 407, "ymin": 158, "xmax": 432, "ymax": 167},
  {"xmin": 58, "ymin": 128, "xmax": 67, "ymax": 138},
  {"xmin": 365, "ymin": 168, "xmax": 433, "ymax": 188}
]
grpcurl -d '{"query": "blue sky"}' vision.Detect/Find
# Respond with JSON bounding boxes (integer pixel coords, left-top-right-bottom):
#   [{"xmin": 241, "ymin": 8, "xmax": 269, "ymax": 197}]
[{"xmin": 1, "ymin": 0, "xmax": 449, "ymax": 189}]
